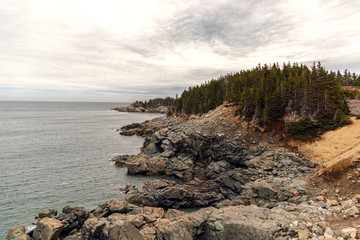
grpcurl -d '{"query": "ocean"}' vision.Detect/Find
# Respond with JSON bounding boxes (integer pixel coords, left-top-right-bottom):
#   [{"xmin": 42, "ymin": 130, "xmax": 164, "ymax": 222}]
[{"xmin": 0, "ymin": 101, "xmax": 162, "ymax": 238}]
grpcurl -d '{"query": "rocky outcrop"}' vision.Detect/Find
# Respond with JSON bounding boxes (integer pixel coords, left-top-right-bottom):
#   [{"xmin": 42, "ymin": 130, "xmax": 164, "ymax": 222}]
[
  {"xmin": 55, "ymin": 206, "xmax": 89, "ymax": 236},
  {"xmin": 112, "ymin": 105, "xmax": 169, "ymax": 113},
  {"xmin": 125, "ymin": 180, "xmax": 224, "ymax": 208},
  {"xmin": 6, "ymin": 226, "xmax": 31, "ymax": 240},
  {"xmin": 32, "ymin": 218, "xmax": 64, "ymax": 240}
]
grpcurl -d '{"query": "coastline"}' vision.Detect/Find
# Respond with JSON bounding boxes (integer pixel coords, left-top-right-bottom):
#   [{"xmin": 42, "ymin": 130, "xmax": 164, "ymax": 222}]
[{"xmin": 7, "ymin": 104, "xmax": 360, "ymax": 240}]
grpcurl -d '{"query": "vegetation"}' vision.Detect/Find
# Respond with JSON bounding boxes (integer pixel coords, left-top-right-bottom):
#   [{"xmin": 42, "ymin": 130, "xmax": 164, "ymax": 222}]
[
  {"xmin": 172, "ymin": 62, "xmax": 350, "ymax": 138},
  {"xmin": 338, "ymin": 69, "xmax": 360, "ymax": 86},
  {"xmin": 131, "ymin": 97, "xmax": 175, "ymax": 109},
  {"xmin": 134, "ymin": 62, "xmax": 356, "ymax": 138}
]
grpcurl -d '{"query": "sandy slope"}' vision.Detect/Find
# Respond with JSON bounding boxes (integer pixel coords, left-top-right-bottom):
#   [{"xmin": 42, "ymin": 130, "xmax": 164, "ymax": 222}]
[{"xmin": 299, "ymin": 117, "xmax": 360, "ymax": 171}]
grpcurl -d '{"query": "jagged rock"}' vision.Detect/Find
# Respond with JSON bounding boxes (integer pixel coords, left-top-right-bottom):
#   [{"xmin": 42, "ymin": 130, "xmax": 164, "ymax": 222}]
[
  {"xmin": 33, "ymin": 217, "xmax": 64, "ymax": 240},
  {"xmin": 38, "ymin": 209, "xmax": 58, "ymax": 219},
  {"xmin": 164, "ymin": 209, "xmax": 185, "ymax": 219},
  {"xmin": 91, "ymin": 199, "xmax": 136, "ymax": 218},
  {"xmin": 125, "ymin": 154, "xmax": 166, "ymax": 176},
  {"xmin": 344, "ymin": 205, "xmax": 359, "ymax": 216},
  {"xmin": 157, "ymin": 208, "xmax": 214, "ymax": 240},
  {"xmin": 342, "ymin": 227, "xmax": 357, "ymax": 239},
  {"xmin": 6, "ymin": 226, "xmax": 31, "ymax": 240},
  {"xmin": 55, "ymin": 206, "xmax": 89, "ymax": 236},
  {"xmin": 81, "ymin": 217, "xmax": 106, "ymax": 239},
  {"xmin": 125, "ymin": 179, "xmax": 224, "ymax": 208},
  {"xmin": 341, "ymin": 199, "xmax": 355, "ymax": 210},
  {"xmin": 202, "ymin": 205, "xmax": 294, "ymax": 240}
]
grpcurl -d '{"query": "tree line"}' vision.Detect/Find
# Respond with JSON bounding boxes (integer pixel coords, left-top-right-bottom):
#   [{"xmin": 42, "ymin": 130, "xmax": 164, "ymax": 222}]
[{"xmin": 131, "ymin": 62, "xmax": 355, "ymax": 138}]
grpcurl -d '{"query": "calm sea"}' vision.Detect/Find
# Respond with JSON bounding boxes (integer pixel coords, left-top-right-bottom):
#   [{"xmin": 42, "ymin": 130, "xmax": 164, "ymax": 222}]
[{"xmin": 0, "ymin": 101, "xmax": 162, "ymax": 238}]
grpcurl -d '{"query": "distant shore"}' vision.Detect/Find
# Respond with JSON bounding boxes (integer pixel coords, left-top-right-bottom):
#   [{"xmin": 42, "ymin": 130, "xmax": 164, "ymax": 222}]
[{"xmin": 111, "ymin": 105, "xmax": 169, "ymax": 113}]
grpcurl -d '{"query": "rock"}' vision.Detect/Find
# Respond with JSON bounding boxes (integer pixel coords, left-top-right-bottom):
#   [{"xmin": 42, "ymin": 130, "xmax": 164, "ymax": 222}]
[
  {"xmin": 157, "ymin": 208, "xmax": 212, "ymax": 239},
  {"xmin": 38, "ymin": 209, "xmax": 58, "ymax": 219},
  {"xmin": 82, "ymin": 217, "xmax": 107, "ymax": 239},
  {"xmin": 125, "ymin": 179, "xmax": 224, "ymax": 208},
  {"xmin": 327, "ymin": 200, "xmax": 339, "ymax": 206},
  {"xmin": 298, "ymin": 229, "xmax": 311, "ymax": 239},
  {"xmin": 106, "ymin": 214, "xmax": 147, "ymax": 240},
  {"xmin": 317, "ymin": 201, "xmax": 327, "ymax": 208},
  {"xmin": 341, "ymin": 199, "xmax": 355, "ymax": 210},
  {"xmin": 324, "ymin": 227, "xmax": 334, "ymax": 237},
  {"xmin": 91, "ymin": 199, "xmax": 136, "ymax": 218},
  {"xmin": 323, "ymin": 232, "xmax": 335, "ymax": 239},
  {"xmin": 316, "ymin": 196, "xmax": 325, "ymax": 201},
  {"xmin": 164, "ymin": 209, "xmax": 185, "ymax": 219},
  {"xmin": 56, "ymin": 206, "xmax": 89, "ymax": 236},
  {"xmin": 309, "ymin": 160, "xmax": 318, "ymax": 168},
  {"xmin": 344, "ymin": 205, "xmax": 359, "ymax": 217},
  {"xmin": 130, "ymin": 206, "xmax": 165, "ymax": 220},
  {"xmin": 202, "ymin": 205, "xmax": 292, "ymax": 240},
  {"xmin": 354, "ymin": 194, "xmax": 360, "ymax": 202},
  {"xmin": 33, "ymin": 217, "xmax": 64, "ymax": 240},
  {"xmin": 6, "ymin": 226, "xmax": 31, "ymax": 240},
  {"xmin": 342, "ymin": 227, "xmax": 357, "ymax": 239},
  {"xmin": 330, "ymin": 206, "xmax": 342, "ymax": 214}
]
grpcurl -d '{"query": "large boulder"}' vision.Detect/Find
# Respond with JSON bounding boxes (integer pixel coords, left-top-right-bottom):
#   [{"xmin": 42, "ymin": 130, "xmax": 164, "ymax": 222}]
[
  {"xmin": 33, "ymin": 217, "xmax": 64, "ymax": 240},
  {"xmin": 156, "ymin": 208, "xmax": 215, "ymax": 240},
  {"xmin": 201, "ymin": 205, "xmax": 294, "ymax": 240},
  {"xmin": 6, "ymin": 226, "xmax": 31, "ymax": 240}
]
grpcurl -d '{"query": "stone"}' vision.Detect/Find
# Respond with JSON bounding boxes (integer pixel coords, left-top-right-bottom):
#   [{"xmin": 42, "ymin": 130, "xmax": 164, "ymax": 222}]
[
  {"xmin": 341, "ymin": 227, "xmax": 357, "ymax": 239},
  {"xmin": 38, "ymin": 209, "xmax": 58, "ymax": 219},
  {"xmin": 202, "ymin": 205, "xmax": 292, "ymax": 240},
  {"xmin": 324, "ymin": 227, "xmax": 334, "ymax": 237},
  {"xmin": 344, "ymin": 206, "xmax": 359, "ymax": 216},
  {"xmin": 91, "ymin": 199, "xmax": 135, "ymax": 218},
  {"xmin": 298, "ymin": 229, "xmax": 311, "ymax": 239},
  {"xmin": 33, "ymin": 217, "xmax": 64, "ymax": 240},
  {"xmin": 330, "ymin": 206, "xmax": 342, "ymax": 214},
  {"xmin": 56, "ymin": 206, "xmax": 89, "ymax": 236},
  {"xmin": 327, "ymin": 200, "xmax": 338, "ymax": 206},
  {"xmin": 323, "ymin": 232, "xmax": 335, "ymax": 239},
  {"xmin": 341, "ymin": 199, "xmax": 355, "ymax": 210},
  {"xmin": 164, "ymin": 209, "xmax": 185, "ymax": 219},
  {"xmin": 355, "ymin": 194, "xmax": 360, "ymax": 202},
  {"xmin": 6, "ymin": 226, "xmax": 31, "ymax": 240},
  {"xmin": 82, "ymin": 217, "xmax": 106, "ymax": 239},
  {"xmin": 316, "ymin": 196, "xmax": 325, "ymax": 201}
]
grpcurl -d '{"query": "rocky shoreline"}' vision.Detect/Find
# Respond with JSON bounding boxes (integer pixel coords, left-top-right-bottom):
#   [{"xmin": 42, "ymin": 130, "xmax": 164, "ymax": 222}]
[
  {"xmin": 111, "ymin": 105, "xmax": 169, "ymax": 114},
  {"xmin": 7, "ymin": 104, "xmax": 360, "ymax": 240}
]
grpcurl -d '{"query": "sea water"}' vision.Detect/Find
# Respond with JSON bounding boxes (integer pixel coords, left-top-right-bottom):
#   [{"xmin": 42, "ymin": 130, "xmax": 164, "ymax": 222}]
[{"xmin": 0, "ymin": 101, "xmax": 162, "ymax": 238}]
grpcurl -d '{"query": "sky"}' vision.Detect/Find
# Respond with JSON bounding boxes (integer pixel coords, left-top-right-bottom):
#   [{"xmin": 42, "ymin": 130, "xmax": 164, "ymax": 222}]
[{"xmin": 0, "ymin": 0, "xmax": 359, "ymax": 102}]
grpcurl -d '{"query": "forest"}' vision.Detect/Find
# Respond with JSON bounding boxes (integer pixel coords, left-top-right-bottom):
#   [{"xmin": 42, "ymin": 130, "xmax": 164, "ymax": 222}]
[{"xmin": 133, "ymin": 62, "xmax": 359, "ymax": 138}]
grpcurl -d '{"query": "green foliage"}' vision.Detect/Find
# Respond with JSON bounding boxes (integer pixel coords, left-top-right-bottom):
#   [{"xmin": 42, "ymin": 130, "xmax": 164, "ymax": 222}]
[
  {"xmin": 134, "ymin": 62, "xmax": 353, "ymax": 138},
  {"xmin": 341, "ymin": 89, "xmax": 360, "ymax": 99},
  {"xmin": 131, "ymin": 97, "xmax": 175, "ymax": 109},
  {"xmin": 287, "ymin": 118, "xmax": 321, "ymax": 139},
  {"xmin": 175, "ymin": 62, "xmax": 349, "ymax": 132}
]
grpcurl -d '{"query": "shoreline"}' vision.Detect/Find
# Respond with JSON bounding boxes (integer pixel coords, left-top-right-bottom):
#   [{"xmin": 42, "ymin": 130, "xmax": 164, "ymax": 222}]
[{"xmin": 7, "ymin": 104, "xmax": 360, "ymax": 240}]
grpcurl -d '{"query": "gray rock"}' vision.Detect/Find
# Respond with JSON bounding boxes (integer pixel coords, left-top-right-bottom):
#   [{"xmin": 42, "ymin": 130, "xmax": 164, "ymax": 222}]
[{"xmin": 344, "ymin": 206, "xmax": 359, "ymax": 217}]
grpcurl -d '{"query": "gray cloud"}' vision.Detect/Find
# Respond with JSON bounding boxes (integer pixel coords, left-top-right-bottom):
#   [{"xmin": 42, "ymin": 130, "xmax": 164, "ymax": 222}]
[{"xmin": 0, "ymin": 0, "xmax": 359, "ymax": 101}]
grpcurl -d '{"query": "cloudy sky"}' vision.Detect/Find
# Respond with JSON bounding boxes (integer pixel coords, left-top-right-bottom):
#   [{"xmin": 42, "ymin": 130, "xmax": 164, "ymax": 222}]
[{"xmin": 0, "ymin": 0, "xmax": 359, "ymax": 102}]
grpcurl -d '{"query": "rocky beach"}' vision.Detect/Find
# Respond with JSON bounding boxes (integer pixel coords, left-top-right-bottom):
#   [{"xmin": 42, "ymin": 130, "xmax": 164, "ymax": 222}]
[{"xmin": 7, "ymin": 104, "xmax": 360, "ymax": 240}]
